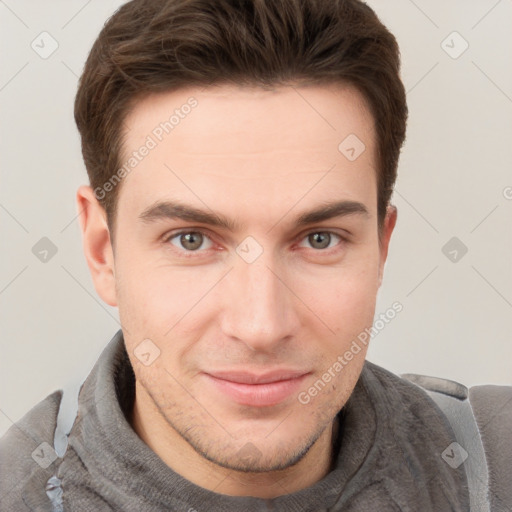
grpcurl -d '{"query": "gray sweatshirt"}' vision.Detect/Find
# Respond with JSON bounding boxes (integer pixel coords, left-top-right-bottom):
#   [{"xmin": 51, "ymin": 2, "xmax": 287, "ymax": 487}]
[{"xmin": 1, "ymin": 330, "xmax": 509, "ymax": 511}]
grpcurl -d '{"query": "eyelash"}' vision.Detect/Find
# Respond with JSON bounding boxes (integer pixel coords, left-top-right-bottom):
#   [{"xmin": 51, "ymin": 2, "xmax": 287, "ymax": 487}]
[{"xmin": 162, "ymin": 228, "xmax": 348, "ymax": 257}]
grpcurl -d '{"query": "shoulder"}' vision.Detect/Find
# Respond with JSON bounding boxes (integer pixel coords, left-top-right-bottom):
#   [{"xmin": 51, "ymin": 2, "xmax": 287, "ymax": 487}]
[
  {"xmin": 0, "ymin": 390, "xmax": 63, "ymax": 509},
  {"xmin": 468, "ymin": 384, "xmax": 512, "ymax": 510},
  {"xmin": 399, "ymin": 368, "xmax": 512, "ymax": 511},
  {"xmin": 361, "ymin": 359, "xmax": 457, "ymax": 408}
]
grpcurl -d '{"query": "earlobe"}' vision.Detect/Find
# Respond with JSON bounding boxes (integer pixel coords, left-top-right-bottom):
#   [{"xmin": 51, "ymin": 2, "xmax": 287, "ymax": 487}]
[
  {"xmin": 76, "ymin": 185, "xmax": 117, "ymax": 307},
  {"xmin": 378, "ymin": 205, "xmax": 398, "ymax": 287}
]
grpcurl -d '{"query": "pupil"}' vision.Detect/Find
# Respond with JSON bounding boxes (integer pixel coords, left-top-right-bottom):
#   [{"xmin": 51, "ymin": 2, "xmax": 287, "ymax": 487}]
[
  {"xmin": 182, "ymin": 232, "xmax": 202, "ymax": 250},
  {"xmin": 311, "ymin": 232, "xmax": 330, "ymax": 249}
]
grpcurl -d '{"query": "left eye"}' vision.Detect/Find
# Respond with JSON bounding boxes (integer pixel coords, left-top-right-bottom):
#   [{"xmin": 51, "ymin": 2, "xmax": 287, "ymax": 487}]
[
  {"xmin": 167, "ymin": 231, "xmax": 213, "ymax": 252},
  {"xmin": 298, "ymin": 232, "xmax": 343, "ymax": 250}
]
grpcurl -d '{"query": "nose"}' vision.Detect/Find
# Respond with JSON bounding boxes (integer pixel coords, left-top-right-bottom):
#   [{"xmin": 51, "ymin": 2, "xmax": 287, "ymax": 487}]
[{"xmin": 219, "ymin": 250, "xmax": 300, "ymax": 353}]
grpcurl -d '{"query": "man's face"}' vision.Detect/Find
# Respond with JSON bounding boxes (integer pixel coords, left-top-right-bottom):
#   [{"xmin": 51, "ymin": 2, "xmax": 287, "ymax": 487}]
[{"xmin": 101, "ymin": 83, "xmax": 395, "ymax": 472}]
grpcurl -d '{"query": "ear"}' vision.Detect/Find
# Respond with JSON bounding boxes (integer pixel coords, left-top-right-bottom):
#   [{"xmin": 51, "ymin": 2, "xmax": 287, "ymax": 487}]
[
  {"xmin": 377, "ymin": 204, "xmax": 397, "ymax": 288},
  {"xmin": 76, "ymin": 185, "xmax": 117, "ymax": 307}
]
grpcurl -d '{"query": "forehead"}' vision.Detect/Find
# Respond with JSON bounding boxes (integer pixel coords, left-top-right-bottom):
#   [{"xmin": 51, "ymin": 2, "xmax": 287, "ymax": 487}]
[
  {"xmin": 117, "ymin": 83, "xmax": 377, "ymax": 222},
  {"xmin": 122, "ymin": 82, "xmax": 374, "ymax": 153}
]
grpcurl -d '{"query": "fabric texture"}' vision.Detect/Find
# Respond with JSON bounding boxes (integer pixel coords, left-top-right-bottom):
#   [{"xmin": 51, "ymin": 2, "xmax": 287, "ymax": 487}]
[
  {"xmin": 0, "ymin": 389, "xmax": 63, "ymax": 511},
  {"xmin": 1, "ymin": 330, "xmax": 476, "ymax": 511},
  {"xmin": 469, "ymin": 385, "xmax": 512, "ymax": 511}
]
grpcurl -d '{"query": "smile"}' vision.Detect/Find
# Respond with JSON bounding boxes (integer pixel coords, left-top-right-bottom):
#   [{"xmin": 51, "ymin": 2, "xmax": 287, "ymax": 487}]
[{"xmin": 203, "ymin": 371, "xmax": 310, "ymax": 407}]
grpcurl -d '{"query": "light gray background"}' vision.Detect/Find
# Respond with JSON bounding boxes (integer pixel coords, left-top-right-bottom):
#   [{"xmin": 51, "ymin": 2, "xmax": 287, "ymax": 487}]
[{"xmin": 1, "ymin": 0, "xmax": 511, "ymax": 437}]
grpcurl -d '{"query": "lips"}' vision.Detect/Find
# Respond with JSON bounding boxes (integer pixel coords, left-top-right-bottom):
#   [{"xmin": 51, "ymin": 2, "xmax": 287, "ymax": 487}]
[
  {"xmin": 207, "ymin": 369, "xmax": 308, "ymax": 384},
  {"xmin": 203, "ymin": 369, "xmax": 310, "ymax": 407}
]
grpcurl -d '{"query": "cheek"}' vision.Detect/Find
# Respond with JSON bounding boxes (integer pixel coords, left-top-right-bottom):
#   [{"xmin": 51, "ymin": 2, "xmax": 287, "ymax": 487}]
[
  {"xmin": 115, "ymin": 249, "xmax": 182, "ymax": 319},
  {"xmin": 115, "ymin": 275, "xmax": 157, "ymax": 348},
  {"xmin": 296, "ymin": 256, "xmax": 380, "ymax": 333},
  {"xmin": 115, "ymin": 256, "xmax": 222, "ymax": 359},
  {"xmin": 337, "ymin": 270, "xmax": 379, "ymax": 321}
]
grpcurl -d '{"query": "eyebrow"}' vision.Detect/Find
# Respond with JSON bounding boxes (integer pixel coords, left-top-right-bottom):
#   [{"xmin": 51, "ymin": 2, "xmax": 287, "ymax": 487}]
[{"xmin": 138, "ymin": 199, "xmax": 370, "ymax": 231}]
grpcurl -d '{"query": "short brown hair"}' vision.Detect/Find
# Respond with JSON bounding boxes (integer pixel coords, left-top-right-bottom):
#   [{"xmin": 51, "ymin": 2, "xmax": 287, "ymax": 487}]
[{"xmin": 74, "ymin": 0, "xmax": 407, "ymax": 238}]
